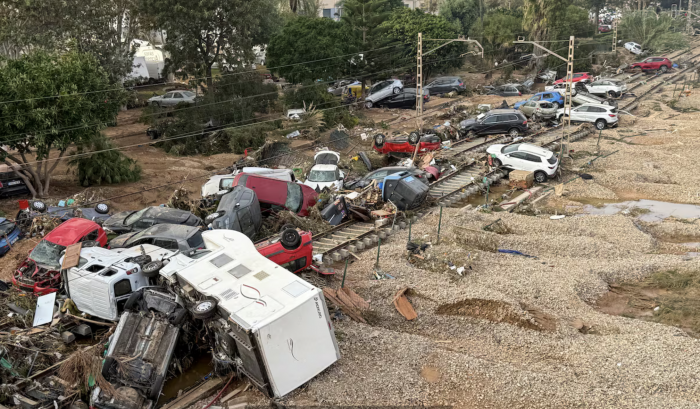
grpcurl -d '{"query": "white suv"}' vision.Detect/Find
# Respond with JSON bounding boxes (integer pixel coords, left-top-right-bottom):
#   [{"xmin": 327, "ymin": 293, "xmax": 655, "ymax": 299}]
[
  {"xmin": 365, "ymin": 79, "xmax": 403, "ymax": 108},
  {"xmin": 556, "ymin": 103, "xmax": 618, "ymax": 130},
  {"xmin": 486, "ymin": 143, "xmax": 559, "ymax": 183},
  {"xmin": 585, "ymin": 79, "xmax": 627, "ymax": 98}
]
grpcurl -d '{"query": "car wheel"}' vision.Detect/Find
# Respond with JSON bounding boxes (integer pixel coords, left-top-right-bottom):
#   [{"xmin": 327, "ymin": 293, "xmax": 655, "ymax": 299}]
[
  {"xmin": 392, "ymin": 87, "xmax": 401, "ymax": 94},
  {"xmin": 365, "ymin": 100, "xmax": 373, "ymax": 109},
  {"xmin": 534, "ymin": 171, "xmax": 547, "ymax": 184},
  {"xmin": 192, "ymin": 299, "xmax": 217, "ymax": 320},
  {"xmin": 358, "ymin": 151, "xmax": 372, "ymax": 171},
  {"xmin": 31, "ymin": 201, "xmax": 46, "ymax": 213},
  {"xmin": 493, "ymin": 158, "xmax": 502, "ymax": 167},
  {"xmin": 608, "ymin": 91, "xmax": 616, "ymax": 98},
  {"xmin": 94, "ymin": 203, "xmax": 109, "ymax": 214},
  {"xmin": 124, "ymin": 291, "xmax": 143, "ymax": 312},
  {"xmin": 552, "ymin": 102, "xmax": 560, "ymax": 109},
  {"xmin": 151, "ymin": 101, "xmax": 160, "ymax": 108},
  {"xmin": 374, "ymin": 133, "xmax": 385, "ymax": 147},
  {"xmin": 408, "ymin": 132, "xmax": 420, "ymax": 145},
  {"xmin": 280, "ymin": 224, "xmax": 296, "ymax": 233},
  {"xmin": 280, "ymin": 228, "xmax": 302, "ymax": 250},
  {"xmin": 595, "ymin": 119, "xmax": 606, "ymax": 130},
  {"xmin": 660, "ymin": 65, "xmax": 668, "ymax": 73},
  {"xmin": 101, "ymin": 357, "xmax": 115, "ymax": 380},
  {"xmin": 467, "ymin": 131, "xmax": 476, "ymax": 140},
  {"xmin": 508, "ymin": 128, "xmax": 520, "ymax": 137},
  {"xmin": 142, "ymin": 260, "xmax": 164, "ymax": 278}
]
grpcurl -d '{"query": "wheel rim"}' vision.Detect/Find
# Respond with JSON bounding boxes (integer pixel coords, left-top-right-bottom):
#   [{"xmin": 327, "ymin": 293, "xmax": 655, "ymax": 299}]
[
  {"xmin": 365, "ymin": 101, "xmax": 372, "ymax": 108},
  {"xmin": 510, "ymin": 129, "xmax": 519, "ymax": 137},
  {"xmin": 536, "ymin": 173, "xmax": 546, "ymax": 183},
  {"xmin": 34, "ymin": 202, "xmax": 45, "ymax": 210},
  {"xmin": 196, "ymin": 301, "xmax": 213, "ymax": 312},
  {"xmin": 597, "ymin": 121, "xmax": 605, "ymax": 130},
  {"xmin": 282, "ymin": 230, "xmax": 296, "ymax": 244},
  {"xmin": 375, "ymin": 135, "xmax": 384, "ymax": 144},
  {"xmin": 97, "ymin": 204, "xmax": 108, "ymax": 212}
]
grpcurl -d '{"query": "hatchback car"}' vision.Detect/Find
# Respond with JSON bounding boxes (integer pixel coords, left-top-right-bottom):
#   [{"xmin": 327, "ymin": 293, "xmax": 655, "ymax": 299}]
[
  {"xmin": 255, "ymin": 227, "xmax": 312, "ymax": 274},
  {"xmin": 459, "ymin": 109, "xmax": 528, "ymax": 138},
  {"xmin": 372, "ymin": 88, "xmax": 428, "ymax": 109},
  {"xmin": 424, "ymin": 76, "xmax": 466, "ymax": 95},
  {"xmin": 14, "ymin": 218, "xmax": 108, "ymax": 294},
  {"xmin": 109, "ymin": 224, "xmax": 204, "ymax": 253},
  {"xmin": 556, "ymin": 103, "xmax": 618, "ymax": 130},
  {"xmin": 205, "ymin": 186, "xmax": 262, "ymax": 239},
  {"xmin": 231, "ymin": 174, "xmax": 319, "ymax": 217},
  {"xmin": 364, "ymin": 79, "xmax": 403, "ymax": 108},
  {"xmin": 518, "ymin": 100, "xmax": 557, "ymax": 120},
  {"xmin": 0, "ymin": 218, "xmax": 21, "ymax": 257},
  {"xmin": 345, "ymin": 167, "xmax": 431, "ymax": 189},
  {"xmin": 373, "ymin": 133, "xmax": 441, "ymax": 156},
  {"xmin": 486, "ymin": 143, "xmax": 559, "ymax": 183},
  {"xmin": 148, "ymin": 91, "xmax": 197, "ymax": 107},
  {"xmin": 624, "ymin": 42, "xmax": 643, "ymax": 55},
  {"xmin": 103, "ymin": 206, "xmax": 202, "ymax": 234},
  {"xmin": 514, "ymin": 91, "xmax": 565, "ymax": 109},
  {"xmin": 630, "ymin": 57, "xmax": 673, "ymax": 73},
  {"xmin": 304, "ymin": 150, "xmax": 344, "ymax": 192}
]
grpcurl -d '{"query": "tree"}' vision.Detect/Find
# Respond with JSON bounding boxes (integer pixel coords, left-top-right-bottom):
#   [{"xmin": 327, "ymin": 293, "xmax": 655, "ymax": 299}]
[
  {"xmin": 69, "ymin": 135, "xmax": 142, "ymax": 186},
  {"xmin": 380, "ymin": 8, "xmax": 465, "ymax": 79},
  {"xmin": 587, "ymin": 0, "xmax": 606, "ymax": 33},
  {"xmin": 523, "ymin": 0, "xmax": 569, "ymax": 66},
  {"xmin": 469, "ymin": 9, "xmax": 523, "ymax": 60},
  {"xmin": 267, "ymin": 17, "xmax": 358, "ymax": 83},
  {"xmin": 141, "ymin": 0, "xmax": 281, "ymax": 88},
  {"xmin": 0, "ymin": 51, "xmax": 123, "ymax": 197},
  {"xmin": 619, "ymin": 11, "xmax": 688, "ymax": 52},
  {"xmin": 439, "ymin": 0, "xmax": 481, "ymax": 36}
]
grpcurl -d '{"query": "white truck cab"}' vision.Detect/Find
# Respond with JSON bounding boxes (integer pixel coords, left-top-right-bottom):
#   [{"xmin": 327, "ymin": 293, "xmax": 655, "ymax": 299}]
[{"xmin": 63, "ymin": 245, "xmax": 177, "ymax": 321}]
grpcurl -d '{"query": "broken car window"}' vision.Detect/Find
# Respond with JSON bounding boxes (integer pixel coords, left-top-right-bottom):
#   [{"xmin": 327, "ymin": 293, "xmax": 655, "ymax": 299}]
[
  {"xmin": 124, "ymin": 208, "xmax": 149, "ymax": 226},
  {"xmin": 308, "ymin": 170, "xmax": 337, "ymax": 182},
  {"xmin": 285, "ymin": 183, "xmax": 303, "ymax": 213},
  {"xmin": 30, "ymin": 239, "xmax": 66, "ymax": 268}
]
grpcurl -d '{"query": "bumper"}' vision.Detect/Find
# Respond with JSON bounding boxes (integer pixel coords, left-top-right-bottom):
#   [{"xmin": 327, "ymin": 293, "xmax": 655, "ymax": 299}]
[{"xmin": 12, "ymin": 273, "xmax": 59, "ymax": 295}]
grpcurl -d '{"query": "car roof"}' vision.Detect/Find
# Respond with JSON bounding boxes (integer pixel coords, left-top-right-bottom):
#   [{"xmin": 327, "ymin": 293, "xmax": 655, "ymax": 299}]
[
  {"xmin": 489, "ymin": 109, "xmax": 522, "ymax": 114},
  {"xmin": 579, "ymin": 103, "xmax": 612, "ymax": 108},
  {"xmin": 138, "ymin": 223, "xmax": 199, "ymax": 239},
  {"xmin": 311, "ymin": 164, "xmax": 338, "ymax": 171},
  {"xmin": 143, "ymin": 206, "xmax": 196, "ymax": 223},
  {"xmin": 518, "ymin": 144, "xmax": 553, "ymax": 157},
  {"xmin": 44, "ymin": 218, "xmax": 100, "ymax": 245},
  {"xmin": 434, "ymin": 76, "xmax": 461, "ymax": 80}
]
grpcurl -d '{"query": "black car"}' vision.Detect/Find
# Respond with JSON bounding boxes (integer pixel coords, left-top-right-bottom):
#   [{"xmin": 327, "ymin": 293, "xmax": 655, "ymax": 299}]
[
  {"xmin": 344, "ymin": 166, "xmax": 432, "ymax": 189},
  {"xmin": 109, "ymin": 224, "xmax": 204, "ymax": 253},
  {"xmin": 459, "ymin": 109, "xmax": 528, "ymax": 138},
  {"xmin": 205, "ymin": 186, "xmax": 262, "ymax": 239},
  {"xmin": 103, "ymin": 206, "xmax": 202, "ymax": 234},
  {"xmin": 424, "ymin": 76, "xmax": 466, "ymax": 95},
  {"xmin": 374, "ymin": 88, "xmax": 429, "ymax": 109},
  {"xmin": 0, "ymin": 165, "xmax": 29, "ymax": 198}
]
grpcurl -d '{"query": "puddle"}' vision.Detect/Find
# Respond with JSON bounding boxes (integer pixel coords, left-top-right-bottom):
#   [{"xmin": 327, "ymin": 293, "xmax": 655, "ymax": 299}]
[
  {"xmin": 582, "ymin": 199, "xmax": 700, "ymax": 222},
  {"xmin": 158, "ymin": 352, "xmax": 214, "ymax": 406},
  {"xmin": 436, "ymin": 299, "xmax": 556, "ymax": 331},
  {"xmin": 453, "ymin": 182, "xmax": 513, "ymax": 208}
]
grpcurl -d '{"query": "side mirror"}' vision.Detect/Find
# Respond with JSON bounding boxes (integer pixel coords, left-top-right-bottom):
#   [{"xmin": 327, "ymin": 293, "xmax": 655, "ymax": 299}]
[{"xmin": 205, "ymin": 211, "xmax": 224, "ymax": 224}]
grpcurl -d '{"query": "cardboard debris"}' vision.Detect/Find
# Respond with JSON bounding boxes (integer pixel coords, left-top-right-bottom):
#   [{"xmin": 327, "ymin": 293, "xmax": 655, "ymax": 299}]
[
  {"xmin": 509, "ymin": 170, "xmax": 534, "ymax": 189},
  {"xmin": 32, "ymin": 292, "xmax": 56, "ymax": 327},
  {"xmin": 392, "ymin": 287, "xmax": 417, "ymax": 321},
  {"xmin": 61, "ymin": 243, "xmax": 83, "ymax": 270}
]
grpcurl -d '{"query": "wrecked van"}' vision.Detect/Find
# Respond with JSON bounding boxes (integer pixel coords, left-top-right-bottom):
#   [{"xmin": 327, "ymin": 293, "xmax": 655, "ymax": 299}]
[{"xmin": 201, "ymin": 167, "xmax": 296, "ymax": 198}]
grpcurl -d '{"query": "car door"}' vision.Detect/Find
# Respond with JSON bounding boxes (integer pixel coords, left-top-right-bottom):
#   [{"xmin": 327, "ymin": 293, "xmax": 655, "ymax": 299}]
[
  {"xmin": 159, "ymin": 92, "xmax": 173, "ymax": 106},
  {"xmin": 523, "ymin": 153, "xmax": 544, "ymax": 172},
  {"xmin": 169, "ymin": 92, "xmax": 184, "ymax": 106},
  {"xmin": 113, "ymin": 278, "xmax": 133, "ymax": 314},
  {"xmin": 479, "ymin": 114, "xmax": 500, "ymax": 134},
  {"xmin": 504, "ymin": 152, "xmax": 530, "ymax": 170},
  {"xmin": 521, "ymin": 101, "xmax": 534, "ymax": 117},
  {"xmin": 569, "ymin": 106, "xmax": 588, "ymax": 122}
]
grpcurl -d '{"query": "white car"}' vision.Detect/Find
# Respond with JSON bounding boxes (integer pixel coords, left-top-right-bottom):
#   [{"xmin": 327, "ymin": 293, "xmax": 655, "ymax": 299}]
[
  {"xmin": 303, "ymin": 150, "xmax": 344, "ymax": 191},
  {"xmin": 201, "ymin": 167, "xmax": 296, "ymax": 198},
  {"xmin": 148, "ymin": 90, "xmax": 197, "ymax": 107},
  {"xmin": 556, "ymin": 103, "xmax": 618, "ymax": 130},
  {"xmin": 585, "ymin": 79, "xmax": 627, "ymax": 98},
  {"xmin": 625, "ymin": 42, "xmax": 643, "ymax": 55},
  {"xmin": 486, "ymin": 143, "xmax": 559, "ymax": 183},
  {"xmin": 364, "ymin": 79, "xmax": 403, "ymax": 108}
]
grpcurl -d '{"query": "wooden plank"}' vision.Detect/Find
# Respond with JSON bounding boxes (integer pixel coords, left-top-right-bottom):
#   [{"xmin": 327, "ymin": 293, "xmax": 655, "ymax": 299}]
[
  {"xmin": 392, "ymin": 288, "xmax": 417, "ymax": 321},
  {"xmin": 162, "ymin": 378, "xmax": 223, "ymax": 409}
]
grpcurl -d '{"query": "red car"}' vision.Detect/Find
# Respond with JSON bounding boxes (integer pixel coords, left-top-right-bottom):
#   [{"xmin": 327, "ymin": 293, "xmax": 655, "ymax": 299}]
[
  {"xmin": 13, "ymin": 218, "xmax": 107, "ymax": 295},
  {"xmin": 255, "ymin": 227, "xmax": 312, "ymax": 273},
  {"xmin": 553, "ymin": 72, "xmax": 592, "ymax": 85},
  {"xmin": 232, "ymin": 174, "xmax": 318, "ymax": 217},
  {"xmin": 629, "ymin": 57, "xmax": 673, "ymax": 73},
  {"xmin": 373, "ymin": 133, "xmax": 441, "ymax": 157}
]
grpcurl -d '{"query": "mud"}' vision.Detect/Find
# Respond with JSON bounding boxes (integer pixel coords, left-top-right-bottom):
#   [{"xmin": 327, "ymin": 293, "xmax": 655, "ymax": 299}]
[{"xmin": 436, "ymin": 298, "xmax": 556, "ymax": 332}]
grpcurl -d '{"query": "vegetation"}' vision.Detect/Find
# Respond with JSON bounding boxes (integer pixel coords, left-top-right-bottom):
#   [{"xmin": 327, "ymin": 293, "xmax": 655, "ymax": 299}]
[
  {"xmin": 469, "ymin": 8, "xmax": 524, "ymax": 60},
  {"xmin": 440, "ymin": 0, "xmax": 481, "ymax": 36},
  {"xmin": 0, "ymin": 51, "xmax": 123, "ymax": 197},
  {"xmin": 649, "ymin": 270, "xmax": 700, "ymax": 333},
  {"xmin": 619, "ymin": 11, "xmax": 688, "ymax": 52},
  {"xmin": 69, "ymin": 135, "xmax": 142, "ymax": 186}
]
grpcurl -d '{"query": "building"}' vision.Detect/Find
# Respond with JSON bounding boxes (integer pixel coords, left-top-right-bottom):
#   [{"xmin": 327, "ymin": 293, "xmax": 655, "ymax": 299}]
[{"xmin": 318, "ymin": 0, "xmax": 436, "ymax": 20}]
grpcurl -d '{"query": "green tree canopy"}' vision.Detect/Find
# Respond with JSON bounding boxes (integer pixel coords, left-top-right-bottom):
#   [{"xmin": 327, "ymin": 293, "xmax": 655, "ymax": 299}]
[
  {"xmin": 267, "ymin": 17, "xmax": 358, "ymax": 83},
  {"xmin": 619, "ymin": 11, "xmax": 687, "ymax": 52},
  {"xmin": 439, "ymin": 0, "xmax": 481, "ymax": 36},
  {"xmin": 69, "ymin": 134, "xmax": 142, "ymax": 186},
  {"xmin": 469, "ymin": 10, "xmax": 523, "ymax": 60},
  {"xmin": 0, "ymin": 51, "xmax": 123, "ymax": 197}
]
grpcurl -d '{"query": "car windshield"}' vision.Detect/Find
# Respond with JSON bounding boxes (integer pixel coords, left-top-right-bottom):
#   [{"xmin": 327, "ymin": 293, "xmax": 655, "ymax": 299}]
[
  {"xmin": 124, "ymin": 229, "xmax": 149, "ymax": 245},
  {"xmin": 29, "ymin": 239, "xmax": 66, "ymax": 268},
  {"xmin": 285, "ymin": 183, "xmax": 303, "ymax": 213},
  {"xmin": 0, "ymin": 220, "xmax": 15, "ymax": 236},
  {"xmin": 124, "ymin": 208, "xmax": 149, "ymax": 226},
  {"xmin": 308, "ymin": 170, "xmax": 337, "ymax": 182},
  {"xmin": 502, "ymin": 144, "xmax": 521, "ymax": 154}
]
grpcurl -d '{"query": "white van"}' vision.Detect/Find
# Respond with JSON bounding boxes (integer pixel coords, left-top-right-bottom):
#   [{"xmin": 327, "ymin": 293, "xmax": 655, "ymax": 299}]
[{"xmin": 201, "ymin": 167, "xmax": 296, "ymax": 198}]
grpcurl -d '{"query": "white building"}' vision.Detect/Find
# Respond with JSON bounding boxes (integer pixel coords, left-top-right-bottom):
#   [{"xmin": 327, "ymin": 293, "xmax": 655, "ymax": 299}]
[{"xmin": 318, "ymin": 0, "xmax": 433, "ymax": 20}]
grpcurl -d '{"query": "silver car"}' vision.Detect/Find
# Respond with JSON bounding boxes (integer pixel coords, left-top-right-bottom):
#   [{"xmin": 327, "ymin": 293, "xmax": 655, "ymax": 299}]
[
  {"xmin": 148, "ymin": 90, "xmax": 197, "ymax": 107},
  {"xmin": 109, "ymin": 224, "xmax": 204, "ymax": 253},
  {"xmin": 519, "ymin": 100, "xmax": 557, "ymax": 120}
]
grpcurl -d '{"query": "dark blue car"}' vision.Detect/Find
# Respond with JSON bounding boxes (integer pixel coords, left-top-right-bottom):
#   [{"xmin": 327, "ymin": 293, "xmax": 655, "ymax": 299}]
[
  {"xmin": 0, "ymin": 218, "xmax": 21, "ymax": 256},
  {"xmin": 514, "ymin": 91, "xmax": 565, "ymax": 109}
]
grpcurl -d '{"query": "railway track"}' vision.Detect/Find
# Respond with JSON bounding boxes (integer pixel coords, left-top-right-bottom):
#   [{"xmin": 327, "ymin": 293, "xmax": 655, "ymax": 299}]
[{"xmin": 313, "ymin": 45, "xmax": 700, "ymax": 265}]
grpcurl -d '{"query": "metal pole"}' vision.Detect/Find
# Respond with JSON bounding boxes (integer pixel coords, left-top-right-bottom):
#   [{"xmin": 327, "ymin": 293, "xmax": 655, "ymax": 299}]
[
  {"xmin": 612, "ymin": 20, "xmax": 618, "ymax": 52},
  {"xmin": 375, "ymin": 237, "xmax": 381, "ymax": 267},
  {"xmin": 689, "ymin": 0, "xmax": 694, "ymax": 34},
  {"xmin": 562, "ymin": 36, "xmax": 575, "ymax": 161},
  {"xmin": 408, "ymin": 218, "xmax": 412, "ymax": 243},
  {"xmin": 437, "ymin": 206, "xmax": 443, "ymax": 244},
  {"xmin": 596, "ymin": 129, "xmax": 603, "ymax": 150},
  {"xmin": 673, "ymin": 82, "xmax": 678, "ymax": 99},
  {"xmin": 416, "ymin": 32, "xmax": 423, "ymax": 133},
  {"xmin": 341, "ymin": 258, "xmax": 348, "ymax": 288}
]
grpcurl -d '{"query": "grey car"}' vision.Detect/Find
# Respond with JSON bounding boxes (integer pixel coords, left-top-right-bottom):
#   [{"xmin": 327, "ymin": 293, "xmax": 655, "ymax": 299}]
[
  {"xmin": 205, "ymin": 186, "xmax": 262, "ymax": 239},
  {"xmin": 109, "ymin": 224, "xmax": 204, "ymax": 253},
  {"xmin": 485, "ymin": 84, "xmax": 522, "ymax": 97},
  {"xmin": 519, "ymin": 100, "xmax": 557, "ymax": 120},
  {"xmin": 424, "ymin": 76, "xmax": 466, "ymax": 95},
  {"xmin": 103, "ymin": 206, "xmax": 202, "ymax": 234},
  {"xmin": 148, "ymin": 91, "xmax": 197, "ymax": 107}
]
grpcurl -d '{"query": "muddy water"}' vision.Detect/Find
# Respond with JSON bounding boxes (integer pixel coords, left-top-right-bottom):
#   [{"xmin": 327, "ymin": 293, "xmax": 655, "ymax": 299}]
[
  {"xmin": 582, "ymin": 199, "xmax": 700, "ymax": 222},
  {"xmin": 158, "ymin": 353, "xmax": 214, "ymax": 406}
]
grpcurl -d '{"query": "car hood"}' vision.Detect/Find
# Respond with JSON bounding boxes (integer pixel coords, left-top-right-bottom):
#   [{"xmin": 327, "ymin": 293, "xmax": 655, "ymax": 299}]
[
  {"xmin": 304, "ymin": 180, "xmax": 341, "ymax": 192},
  {"xmin": 108, "ymin": 232, "xmax": 138, "ymax": 248},
  {"xmin": 486, "ymin": 145, "xmax": 504, "ymax": 155},
  {"xmin": 102, "ymin": 211, "xmax": 133, "ymax": 232},
  {"xmin": 459, "ymin": 119, "xmax": 477, "ymax": 129}
]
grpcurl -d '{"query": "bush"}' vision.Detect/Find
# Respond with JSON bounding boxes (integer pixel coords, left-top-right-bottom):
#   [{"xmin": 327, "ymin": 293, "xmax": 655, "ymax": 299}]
[
  {"xmin": 323, "ymin": 107, "xmax": 358, "ymax": 130},
  {"xmin": 69, "ymin": 134, "xmax": 142, "ymax": 186},
  {"xmin": 283, "ymin": 83, "xmax": 338, "ymax": 111}
]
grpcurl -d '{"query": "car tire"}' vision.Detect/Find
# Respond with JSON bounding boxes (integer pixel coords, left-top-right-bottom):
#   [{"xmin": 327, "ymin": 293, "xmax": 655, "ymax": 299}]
[
  {"xmin": 280, "ymin": 228, "xmax": 302, "ymax": 250},
  {"xmin": 31, "ymin": 201, "xmax": 46, "ymax": 213},
  {"xmin": 151, "ymin": 101, "xmax": 160, "ymax": 108},
  {"xmin": 392, "ymin": 87, "xmax": 401, "ymax": 94},
  {"xmin": 142, "ymin": 260, "xmax": 164, "ymax": 278},
  {"xmin": 365, "ymin": 100, "xmax": 373, "ymax": 109},
  {"xmin": 493, "ymin": 158, "xmax": 502, "ymax": 167},
  {"xmin": 595, "ymin": 119, "xmax": 606, "ymax": 130},
  {"xmin": 191, "ymin": 299, "xmax": 217, "ymax": 320},
  {"xmin": 467, "ymin": 131, "xmax": 476, "ymax": 140},
  {"xmin": 125, "ymin": 255, "xmax": 152, "ymax": 266},
  {"xmin": 101, "ymin": 356, "xmax": 115, "ymax": 380},
  {"xmin": 81, "ymin": 240, "xmax": 100, "ymax": 248},
  {"xmin": 660, "ymin": 65, "xmax": 668, "ymax": 73},
  {"xmin": 374, "ymin": 134, "xmax": 385, "ymax": 147},
  {"xmin": 534, "ymin": 171, "xmax": 547, "ymax": 184},
  {"xmin": 280, "ymin": 224, "xmax": 296, "ymax": 233},
  {"xmin": 124, "ymin": 291, "xmax": 143, "ymax": 312},
  {"xmin": 94, "ymin": 203, "xmax": 109, "ymax": 214},
  {"xmin": 508, "ymin": 128, "xmax": 520, "ymax": 137},
  {"xmin": 149, "ymin": 374, "xmax": 165, "ymax": 401},
  {"xmin": 408, "ymin": 132, "xmax": 420, "ymax": 145},
  {"xmin": 358, "ymin": 151, "xmax": 372, "ymax": 171},
  {"xmin": 552, "ymin": 102, "xmax": 560, "ymax": 109}
]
